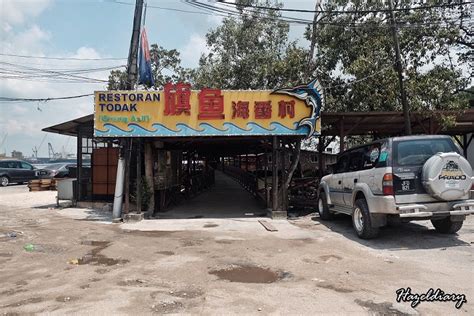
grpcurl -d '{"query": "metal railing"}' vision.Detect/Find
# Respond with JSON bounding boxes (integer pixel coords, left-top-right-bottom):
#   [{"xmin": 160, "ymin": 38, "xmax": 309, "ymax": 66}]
[{"xmin": 222, "ymin": 166, "xmax": 258, "ymax": 196}]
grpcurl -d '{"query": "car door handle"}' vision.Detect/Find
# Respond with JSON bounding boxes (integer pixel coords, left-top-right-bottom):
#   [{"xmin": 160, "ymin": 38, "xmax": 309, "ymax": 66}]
[{"xmin": 354, "ymin": 179, "xmax": 358, "ymax": 183}]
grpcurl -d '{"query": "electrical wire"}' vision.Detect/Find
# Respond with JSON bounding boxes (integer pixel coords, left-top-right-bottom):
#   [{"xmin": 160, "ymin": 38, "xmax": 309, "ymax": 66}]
[
  {"xmin": 0, "ymin": 94, "xmax": 94, "ymax": 103},
  {"xmin": 216, "ymin": 0, "xmax": 473, "ymax": 14},
  {"xmin": 0, "ymin": 53, "xmax": 126, "ymax": 61},
  {"xmin": 0, "ymin": 62, "xmax": 113, "ymax": 83},
  {"xmin": 105, "ymin": 0, "xmax": 472, "ymax": 29},
  {"xmin": 184, "ymin": 0, "xmax": 471, "ymax": 29}
]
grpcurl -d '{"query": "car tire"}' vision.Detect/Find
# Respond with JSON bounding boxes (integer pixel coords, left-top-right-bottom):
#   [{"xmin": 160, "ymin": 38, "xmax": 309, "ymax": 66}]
[
  {"xmin": 431, "ymin": 218, "xmax": 463, "ymax": 234},
  {"xmin": 0, "ymin": 176, "xmax": 9, "ymax": 187},
  {"xmin": 352, "ymin": 199, "xmax": 379, "ymax": 239},
  {"xmin": 317, "ymin": 192, "xmax": 333, "ymax": 220}
]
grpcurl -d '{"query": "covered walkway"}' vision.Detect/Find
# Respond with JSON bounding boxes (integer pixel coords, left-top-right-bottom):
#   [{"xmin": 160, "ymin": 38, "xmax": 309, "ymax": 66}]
[{"xmin": 156, "ymin": 170, "xmax": 266, "ymax": 219}]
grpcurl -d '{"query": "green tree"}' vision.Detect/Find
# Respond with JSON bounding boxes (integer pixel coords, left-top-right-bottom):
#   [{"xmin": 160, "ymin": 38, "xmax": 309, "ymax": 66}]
[
  {"xmin": 193, "ymin": 0, "xmax": 310, "ymax": 90},
  {"xmin": 308, "ymin": 0, "xmax": 471, "ymax": 113},
  {"xmin": 108, "ymin": 45, "xmax": 194, "ymax": 90}
]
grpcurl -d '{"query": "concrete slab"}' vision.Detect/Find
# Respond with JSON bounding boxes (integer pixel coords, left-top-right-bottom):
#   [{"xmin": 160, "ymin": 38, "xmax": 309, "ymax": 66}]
[
  {"xmin": 155, "ymin": 170, "xmax": 267, "ymax": 219},
  {"xmin": 55, "ymin": 207, "xmax": 112, "ymax": 224},
  {"xmin": 120, "ymin": 218, "xmax": 316, "ymax": 239}
]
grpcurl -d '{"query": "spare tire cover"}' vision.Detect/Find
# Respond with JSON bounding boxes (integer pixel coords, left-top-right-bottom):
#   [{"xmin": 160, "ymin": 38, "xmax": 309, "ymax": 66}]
[{"xmin": 422, "ymin": 152, "xmax": 473, "ymax": 201}]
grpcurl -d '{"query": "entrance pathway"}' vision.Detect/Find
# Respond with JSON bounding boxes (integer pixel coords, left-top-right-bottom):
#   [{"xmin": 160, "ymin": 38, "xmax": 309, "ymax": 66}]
[{"xmin": 157, "ymin": 170, "xmax": 266, "ymax": 219}]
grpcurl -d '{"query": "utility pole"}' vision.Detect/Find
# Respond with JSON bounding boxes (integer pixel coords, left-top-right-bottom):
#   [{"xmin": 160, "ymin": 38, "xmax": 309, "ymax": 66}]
[
  {"xmin": 113, "ymin": 0, "xmax": 144, "ymax": 220},
  {"xmin": 306, "ymin": 0, "xmax": 322, "ymax": 79},
  {"xmin": 126, "ymin": 0, "xmax": 144, "ymax": 91},
  {"xmin": 388, "ymin": 0, "xmax": 411, "ymax": 135}
]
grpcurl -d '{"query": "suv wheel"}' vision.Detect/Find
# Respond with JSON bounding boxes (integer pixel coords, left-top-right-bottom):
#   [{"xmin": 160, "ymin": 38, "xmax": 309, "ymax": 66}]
[
  {"xmin": 431, "ymin": 218, "xmax": 463, "ymax": 234},
  {"xmin": 352, "ymin": 199, "xmax": 379, "ymax": 239},
  {"xmin": 317, "ymin": 192, "xmax": 333, "ymax": 220},
  {"xmin": 0, "ymin": 176, "xmax": 9, "ymax": 187}
]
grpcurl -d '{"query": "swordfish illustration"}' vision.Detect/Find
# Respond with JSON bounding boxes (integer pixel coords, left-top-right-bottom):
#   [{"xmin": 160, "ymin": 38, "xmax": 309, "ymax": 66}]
[{"xmin": 271, "ymin": 79, "xmax": 324, "ymax": 137}]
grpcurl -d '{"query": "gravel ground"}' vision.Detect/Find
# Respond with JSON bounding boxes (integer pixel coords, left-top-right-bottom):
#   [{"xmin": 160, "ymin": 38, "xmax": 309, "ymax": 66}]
[{"xmin": 0, "ymin": 185, "xmax": 473, "ymax": 315}]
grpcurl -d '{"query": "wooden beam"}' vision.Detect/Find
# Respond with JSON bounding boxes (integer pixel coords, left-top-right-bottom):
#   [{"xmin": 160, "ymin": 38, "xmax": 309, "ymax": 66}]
[
  {"xmin": 339, "ymin": 117, "xmax": 345, "ymax": 153},
  {"xmin": 272, "ymin": 136, "xmax": 279, "ymax": 212},
  {"xmin": 144, "ymin": 142, "xmax": 155, "ymax": 216},
  {"xmin": 344, "ymin": 117, "xmax": 369, "ymax": 136},
  {"xmin": 136, "ymin": 140, "xmax": 142, "ymax": 214},
  {"xmin": 414, "ymin": 114, "xmax": 430, "ymax": 134}
]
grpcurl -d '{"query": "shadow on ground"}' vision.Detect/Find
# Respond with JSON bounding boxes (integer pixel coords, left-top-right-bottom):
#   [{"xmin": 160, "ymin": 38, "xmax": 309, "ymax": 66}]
[{"xmin": 311, "ymin": 213, "xmax": 471, "ymax": 250}]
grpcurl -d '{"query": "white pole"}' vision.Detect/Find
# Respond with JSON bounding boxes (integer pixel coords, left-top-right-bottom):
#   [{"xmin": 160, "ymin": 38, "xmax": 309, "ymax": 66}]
[{"xmin": 112, "ymin": 156, "xmax": 125, "ymax": 219}]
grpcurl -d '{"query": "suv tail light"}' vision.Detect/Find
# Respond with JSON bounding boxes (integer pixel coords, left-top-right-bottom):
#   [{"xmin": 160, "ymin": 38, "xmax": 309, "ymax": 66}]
[{"xmin": 382, "ymin": 173, "xmax": 394, "ymax": 195}]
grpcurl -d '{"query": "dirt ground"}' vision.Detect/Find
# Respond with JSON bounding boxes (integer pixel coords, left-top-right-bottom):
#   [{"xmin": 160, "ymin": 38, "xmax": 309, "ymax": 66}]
[{"xmin": 0, "ymin": 184, "xmax": 473, "ymax": 315}]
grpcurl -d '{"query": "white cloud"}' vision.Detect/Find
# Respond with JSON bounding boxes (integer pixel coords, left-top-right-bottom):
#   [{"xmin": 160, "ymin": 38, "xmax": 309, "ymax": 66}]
[
  {"xmin": 0, "ymin": 31, "xmax": 109, "ymax": 156},
  {"xmin": 71, "ymin": 46, "xmax": 102, "ymax": 59},
  {"xmin": 0, "ymin": 0, "xmax": 52, "ymax": 30},
  {"xmin": 180, "ymin": 33, "xmax": 210, "ymax": 68}
]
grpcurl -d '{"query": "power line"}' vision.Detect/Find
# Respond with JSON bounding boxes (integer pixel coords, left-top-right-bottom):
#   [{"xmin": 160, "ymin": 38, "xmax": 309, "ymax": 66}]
[
  {"xmin": 107, "ymin": 0, "xmax": 472, "ymax": 29},
  {"xmin": 0, "ymin": 52, "xmax": 126, "ymax": 61},
  {"xmin": 217, "ymin": 0, "xmax": 473, "ymax": 14},
  {"xmin": 184, "ymin": 0, "xmax": 471, "ymax": 28},
  {"xmin": 106, "ymin": 0, "xmax": 211, "ymax": 15},
  {"xmin": 0, "ymin": 94, "xmax": 94, "ymax": 103},
  {"xmin": 0, "ymin": 61, "xmax": 111, "ymax": 83}
]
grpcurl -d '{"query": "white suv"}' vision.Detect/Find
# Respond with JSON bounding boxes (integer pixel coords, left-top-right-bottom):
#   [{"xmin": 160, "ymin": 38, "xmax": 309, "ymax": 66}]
[{"xmin": 318, "ymin": 135, "xmax": 474, "ymax": 239}]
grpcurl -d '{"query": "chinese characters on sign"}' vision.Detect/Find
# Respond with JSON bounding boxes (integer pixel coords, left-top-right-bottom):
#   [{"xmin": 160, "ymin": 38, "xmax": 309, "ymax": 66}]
[
  {"xmin": 278, "ymin": 100, "xmax": 295, "ymax": 118},
  {"xmin": 164, "ymin": 82, "xmax": 191, "ymax": 116},
  {"xmin": 94, "ymin": 81, "xmax": 319, "ymax": 138},
  {"xmin": 254, "ymin": 101, "xmax": 272, "ymax": 119},
  {"xmin": 198, "ymin": 88, "xmax": 225, "ymax": 119},
  {"xmin": 162, "ymin": 86, "xmax": 290, "ymax": 120},
  {"xmin": 232, "ymin": 101, "xmax": 249, "ymax": 119}
]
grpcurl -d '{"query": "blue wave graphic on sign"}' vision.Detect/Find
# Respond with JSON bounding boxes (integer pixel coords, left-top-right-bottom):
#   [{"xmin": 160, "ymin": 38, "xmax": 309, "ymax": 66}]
[{"xmin": 94, "ymin": 122, "xmax": 308, "ymax": 137}]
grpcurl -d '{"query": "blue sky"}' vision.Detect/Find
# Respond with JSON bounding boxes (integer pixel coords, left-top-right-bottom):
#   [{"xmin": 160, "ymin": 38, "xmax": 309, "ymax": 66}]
[{"xmin": 0, "ymin": 0, "xmax": 314, "ymax": 157}]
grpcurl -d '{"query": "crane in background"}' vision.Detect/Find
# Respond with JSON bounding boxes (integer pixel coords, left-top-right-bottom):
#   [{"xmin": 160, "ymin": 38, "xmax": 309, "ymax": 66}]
[
  {"xmin": 0, "ymin": 133, "xmax": 7, "ymax": 157},
  {"xmin": 48, "ymin": 142, "xmax": 58, "ymax": 160},
  {"xmin": 32, "ymin": 134, "xmax": 47, "ymax": 159}
]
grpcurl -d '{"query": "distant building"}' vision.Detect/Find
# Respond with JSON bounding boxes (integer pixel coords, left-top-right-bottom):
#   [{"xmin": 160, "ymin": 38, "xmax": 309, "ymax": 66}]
[{"xmin": 11, "ymin": 150, "xmax": 23, "ymax": 159}]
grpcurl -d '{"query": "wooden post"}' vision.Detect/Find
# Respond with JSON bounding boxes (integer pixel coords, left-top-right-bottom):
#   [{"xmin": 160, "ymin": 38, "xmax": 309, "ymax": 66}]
[
  {"xmin": 144, "ymin": 142, "xmax": 155, "ymax": 216},
  {"xmin": 264, "ymin": 145, "xmax": 269, "ymax": 208},
  {"xmin": 318, "ymin": 136, "xmax": 324, "ymax": 178},
  {"xmin": 462, "ymin": 134, "xmax": 468, "ymax": 158},
  {"xmin": 339, "ymin": 118, "xmax": 345, "ymax": 153},
  {"xmin": 76, "ymin": 128, "xmax": 82, "ymax": 201},
  {"xmin": 124, "ymin": 139, "xmax": 131, "ymax": 214},
  {"xmin": 272, "ymin": 136, "xmax": 279, "ymax": 213},
  {"xmin": 281, "ymin": 140, "xmax": 287, "ymax": 212},
  {"xmin": 136, "ymin": 140, "xmax": 142, "ymax": 213}
]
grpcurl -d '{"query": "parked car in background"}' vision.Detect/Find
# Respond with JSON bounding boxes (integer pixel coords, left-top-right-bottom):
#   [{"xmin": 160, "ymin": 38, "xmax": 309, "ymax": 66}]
[
  {"xmin": 318, "ymin": 135, "xmax": 474, "ymax": 239},
  {"xmin": 43, "ymin": 163, "xmax": 76, "ymax": 178},
  {"xmin": 0, "ymin": 159, "xmax": 48, "ymax": 186}
]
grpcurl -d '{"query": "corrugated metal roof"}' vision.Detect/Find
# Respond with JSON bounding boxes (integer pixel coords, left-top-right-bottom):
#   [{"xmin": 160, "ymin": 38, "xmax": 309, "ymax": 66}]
[{"xmin": 42, "ymin": 114, "xmax": 93, "ymax": 137}]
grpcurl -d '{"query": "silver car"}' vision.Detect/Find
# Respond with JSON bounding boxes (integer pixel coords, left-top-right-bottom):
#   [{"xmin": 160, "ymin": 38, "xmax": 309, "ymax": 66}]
[{"xmin": 318, "ymin": 135, "xmax": 474, "ymax": 239}]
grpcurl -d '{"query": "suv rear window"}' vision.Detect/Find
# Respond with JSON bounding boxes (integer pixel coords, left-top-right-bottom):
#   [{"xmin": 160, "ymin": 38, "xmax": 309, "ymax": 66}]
[{"xmin": 394, "ymin": 138, "xmax": 459, "ymax": 166}]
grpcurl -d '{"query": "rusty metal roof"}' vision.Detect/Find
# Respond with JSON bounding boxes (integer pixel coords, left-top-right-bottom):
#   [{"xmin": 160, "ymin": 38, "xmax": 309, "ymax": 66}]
[
  {"xmin": 321, "ymin": 109, "xmax": 474, "ymax": 136},
  {"xmin": 42, "ymin": 114, "xmax": 93, "ymax": 137}
]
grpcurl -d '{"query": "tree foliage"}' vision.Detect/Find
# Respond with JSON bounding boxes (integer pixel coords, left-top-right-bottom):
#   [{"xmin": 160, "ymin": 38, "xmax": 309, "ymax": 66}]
[
  {"xmin": 107, "ymin": 45, "xmax": 194, "ymax": 90},
  {"xmin": 193, "ymin": 0, "xmax": 310, "ymax": 89},
  {"xmin": 108, "ymin": 0, "xmax": 471, "ymax": 116},
  {"xmin": 309, "ymin": 0, "xmax": 472, "ymax": 113}
]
